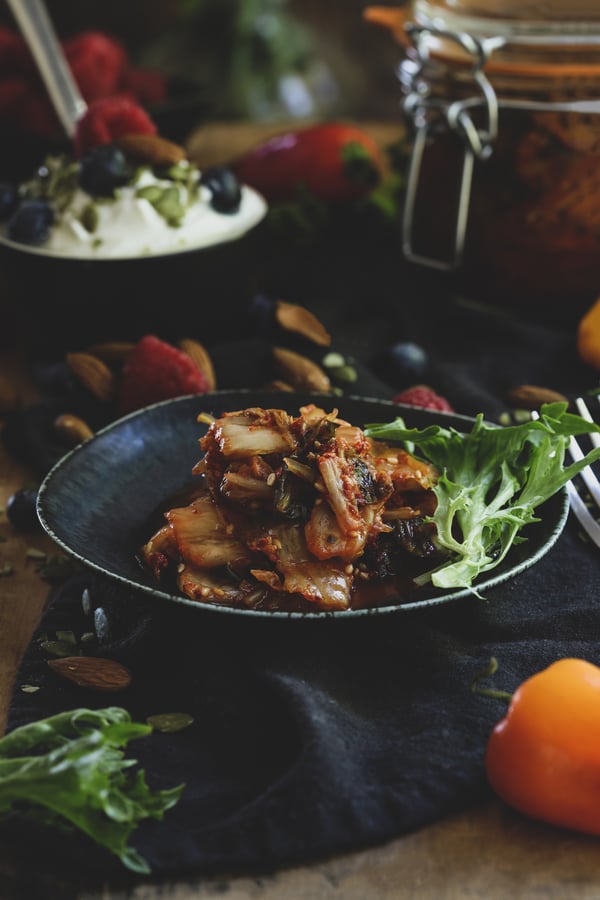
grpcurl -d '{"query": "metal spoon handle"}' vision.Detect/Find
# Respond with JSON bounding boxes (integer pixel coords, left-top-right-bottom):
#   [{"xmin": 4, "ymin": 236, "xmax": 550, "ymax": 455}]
[{"xmin": 6, "ymin": 0, "xmax": 87, "ymax": 137}]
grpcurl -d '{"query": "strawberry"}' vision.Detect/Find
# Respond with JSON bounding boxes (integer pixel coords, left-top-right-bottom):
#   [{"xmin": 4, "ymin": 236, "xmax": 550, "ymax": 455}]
[
  {"xmin": 63, "ymin": 31, "xmax": 127, "ymax": 103},
  {"xmin": 118, "ymin": 335, "xmax": 210, "ymax": 415},
  {"xmin": 393, "ymin": 384, "xmax": 454, "ymax": 412},
  {"xmin": 232, "ymin": 122, "xmax": 385, "ymax": 203},
  {"xmin": 74, "ymin": 96, "xmax": 157, "ymax": 157}
]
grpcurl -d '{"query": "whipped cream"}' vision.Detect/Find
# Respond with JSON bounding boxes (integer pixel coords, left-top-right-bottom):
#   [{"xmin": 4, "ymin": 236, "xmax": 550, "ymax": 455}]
[{"xmin": 2, "ymin": 159, "xmax": 267, "ymax": 260}]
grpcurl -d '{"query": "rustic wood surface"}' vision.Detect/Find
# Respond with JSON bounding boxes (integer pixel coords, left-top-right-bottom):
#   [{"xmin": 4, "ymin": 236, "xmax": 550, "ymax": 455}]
[
  {"xmin": 4, "ymin": 331, "xmax": 600, "ymax": 900},
  {"xmin": 2, "ymin": 121, "xmax": 600, "ymax": 898}
]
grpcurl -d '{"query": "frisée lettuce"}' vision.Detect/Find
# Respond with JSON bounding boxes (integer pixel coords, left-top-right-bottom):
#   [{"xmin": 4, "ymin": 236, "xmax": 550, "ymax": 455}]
[{"xmin": 364, "ymin": 402, "xmax": 600, "ymax": 591}]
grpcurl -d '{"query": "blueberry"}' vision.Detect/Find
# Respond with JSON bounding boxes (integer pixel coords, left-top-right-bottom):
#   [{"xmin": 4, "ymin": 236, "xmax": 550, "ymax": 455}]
[
  {"xmin": 377, "ymin": 341, "xmax": 429, "ymax": 386},
  {"xmin": 79, "ymin": 144, "xmax": 132, "ymax": 197},
  {"xmin": 247, "ymin": 293, "xmax": 276, "ymax": 334},
  {"xmin": 6, "ymin": 199, "xmax": 54, "ymax": 245},
  {"xmin": 0, "ymin": 183, "xmax": 19, "ymax": 221},
  {"xmin": 200, "ymin": 166, "xmax": 242, "ymax": 214},
  {"xmin": 6, "ymin": 488, "xmax": 40, "ymax": 531},
  {"xmin": 31, "ymin": 360, "xmax": 77, "ymax": 396}
]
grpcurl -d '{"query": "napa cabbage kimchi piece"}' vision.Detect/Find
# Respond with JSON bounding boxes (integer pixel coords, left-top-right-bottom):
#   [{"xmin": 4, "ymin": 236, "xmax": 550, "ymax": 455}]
[{"xmin": 140, "ymin": 405, "xmax": 441, "ymax": 613}]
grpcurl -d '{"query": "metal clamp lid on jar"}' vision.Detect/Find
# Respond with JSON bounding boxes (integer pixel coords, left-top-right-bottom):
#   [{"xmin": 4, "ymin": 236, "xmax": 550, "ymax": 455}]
[{"xmin": 397, "ymin": 9, "xmax": 600, "ymax": 271}]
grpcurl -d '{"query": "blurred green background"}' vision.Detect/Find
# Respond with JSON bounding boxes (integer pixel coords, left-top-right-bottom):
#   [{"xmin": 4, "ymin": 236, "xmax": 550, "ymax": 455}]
[{"xmin": 1, "ymin": 0, "xmax": 402, "ymax": 123}]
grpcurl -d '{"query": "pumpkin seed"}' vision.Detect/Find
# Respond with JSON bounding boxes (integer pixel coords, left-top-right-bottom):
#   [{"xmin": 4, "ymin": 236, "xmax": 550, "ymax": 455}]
[
  {"xmin": 136, "ymin": 184, "xmax": 164, "ymax": 204},
  {"xmin": 26, "ymin": 548, "xmax": 47, "ymax": 560},
  {"xmin": 80, "ymin": 203, "xmax": 99, "ymax": 233},
  {"xmin": 131, "ymin": 166, "xmax": 147, "ymax": 184},
  {"xmin": 36, "ymin": 552, "xmax": 80, "ymax": 581},
  {"xmin": 40, "ymin": 640, "xmax": 81, "ymax": 658},
  {"xmin": 153, "ymin": 186, "xmax": 185, "ymax": 226},
  {"xmin": 94, "ymin": 607, "xmax": 111, "ymax": 643},
  {"xmin": 322, "ymin": 352, "xmax": 346, "ymax": 369},
  {"xmin": 24, "ymin": 155, "xmax": 79, "ymax": 212},
  {"xmin": 55, "ymin": 630, "xmax": 77, "ymax": 645},
  {"xmin": 164, "ymin": 163, "xmax": 189, "ymax": 182},
  {"xmin": 164, "ymin": 162, "xmax": 199, "ymax": 197},
  {"xmin": 81, "ymin": 587, "xmax": 92, "ymax": 616},
  {"xmin": 331, "ymin": 364, "xmax": 358, "ymax": 384},
  {"xmin": 146, "ymin": 712, "xmax": 194, "ymax": 733}
]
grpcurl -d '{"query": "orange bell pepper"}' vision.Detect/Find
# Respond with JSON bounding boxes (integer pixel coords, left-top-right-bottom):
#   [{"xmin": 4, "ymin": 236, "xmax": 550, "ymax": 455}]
[
  {"xmin": 485, "ymin": 658, "xmax": 600, "ymax": 835},
  {"xmin": 362, "ymin": 7, "xmax": 410, "ymax": 46},
  {"xmin": 577, "ymin": 295, "xmax": 600, "ymax": 370}
]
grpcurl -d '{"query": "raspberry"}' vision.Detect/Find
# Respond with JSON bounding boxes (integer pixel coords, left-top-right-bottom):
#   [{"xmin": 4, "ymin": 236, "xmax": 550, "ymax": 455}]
[
  {"xmin": 118, "ymin": 335, "xmax": 210, "ymax": 415},
  {"xmin": 0, "ymin": 78, "xmax": 52, "ymax": 136},
  {"xmin": 63, "ymin": 31, "xmax": 127, "ymax": 103},
  {"xmin": 393, "ymin": 384, "xmax": 454, "ymax": 412},
  {"xmin": 16, "ymin": 89, "xmax": 60, "ymax": 136},
  {"xmin": 0, "ymin": 28, "xmax": 35, "ymax": 75},
  {"xmin": 120, "ymin": 67, "xmax": 168, "ymax": 107},
  {"xmin": 74, "ymin": 96, "xmax": 157, "ymax": 157},
  {"xmin": 0, "ymin": 77, "xmax": 30, "ymax": 119}
]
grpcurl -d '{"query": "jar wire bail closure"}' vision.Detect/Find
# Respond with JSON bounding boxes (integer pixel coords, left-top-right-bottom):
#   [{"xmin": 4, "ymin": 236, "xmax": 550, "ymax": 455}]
[{"xmin": 401, "ymin": 23, "xmax": 501, "ymax": 270}]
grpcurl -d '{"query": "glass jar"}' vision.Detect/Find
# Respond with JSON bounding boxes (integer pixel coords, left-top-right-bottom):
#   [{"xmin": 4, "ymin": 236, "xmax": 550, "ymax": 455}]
[{"xmin": 366, "ymin": 2, "xmax": 600, "ymax": 317}]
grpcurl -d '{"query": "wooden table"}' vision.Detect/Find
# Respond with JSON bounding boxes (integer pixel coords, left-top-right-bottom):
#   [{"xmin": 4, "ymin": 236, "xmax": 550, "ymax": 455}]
[
  {"xmin": 4, "ymin": 340, "xmax": 600, "ymax": 900},
  {"xmin": 2, "ymin": 123, "xmax": 600, "ymax": 899}
]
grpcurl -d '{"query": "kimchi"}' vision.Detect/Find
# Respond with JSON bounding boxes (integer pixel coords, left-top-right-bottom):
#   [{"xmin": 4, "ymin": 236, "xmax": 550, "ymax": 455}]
[{"xmin": 140, "ymin": 404, "xmax": 443, "ymax": 613}]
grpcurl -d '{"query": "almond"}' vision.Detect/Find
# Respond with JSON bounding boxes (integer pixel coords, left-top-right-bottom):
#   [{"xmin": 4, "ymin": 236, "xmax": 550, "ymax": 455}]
[
  {"xmin": 275, "ymin": 301, "xmax": 331, "ymax": 347},
  {"xmin": 262, "ymin": 379, "xmax": 295, "ymax": 392},
  {"xmin": 179, "ymin": 338, "xmax": 216, "ymax": 390},
  {"xmin": 272, "ymin": 346, "xmax": 332, "ymax": 393},
  {"xmin": 116, "ymin": 133, "xmax": 186, "ymax": 167},
  {"xmin": 66, "ymin": 352, "xmax": 116, "ymax": 403},
  {"xmin": 0, "ymin": 373, "xmax": 18, "ymax": 414},
  {"xmin": 85, "ymin": 340, "xmax": 136, "ymax": 362},
  {"xmin": 54, "ymin": 413, "xmax": 94, "ymax": 446},
  {"xmin": 506, "ymin": 384, "xmax": 569, "ymax": 410},
  {"xmin": 48, "ymin": 656, "xmax": 132, "ymax": 691}
]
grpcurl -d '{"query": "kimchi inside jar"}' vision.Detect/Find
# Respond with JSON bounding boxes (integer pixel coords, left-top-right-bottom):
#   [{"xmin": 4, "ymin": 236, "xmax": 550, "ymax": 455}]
[{"xmin": 367, "ymin": 1, "xmax": 600, "ymax": 315}]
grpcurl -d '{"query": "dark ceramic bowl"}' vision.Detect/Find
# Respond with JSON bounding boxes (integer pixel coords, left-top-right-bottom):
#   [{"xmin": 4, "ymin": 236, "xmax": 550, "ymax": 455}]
[
  {"xmin": 36, "ymin": 390, "xmax": 570, "ymax": 621},
  {"xmin": 0, "ymin": 191, "xmax": 268, "ymax": 355}
]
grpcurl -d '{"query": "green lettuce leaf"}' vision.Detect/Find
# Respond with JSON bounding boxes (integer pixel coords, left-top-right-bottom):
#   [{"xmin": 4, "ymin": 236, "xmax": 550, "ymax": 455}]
[
  {"xmin": 0, "ymin": 707, "xmax": 184, "ymax": 873},
  {"xmin": 365, "ymin": 402, "xmax": 600, "ymax": 590}
]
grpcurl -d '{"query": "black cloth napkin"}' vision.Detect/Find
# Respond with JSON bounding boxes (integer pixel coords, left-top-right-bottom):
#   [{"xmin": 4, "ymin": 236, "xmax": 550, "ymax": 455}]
[
  {"xmin": 4, "ymin": 526, "xmax": 600, "ymax": 890},
  {"xmin": 2, "ymin": 236, "xmax": 600, "ymax": 890}
]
